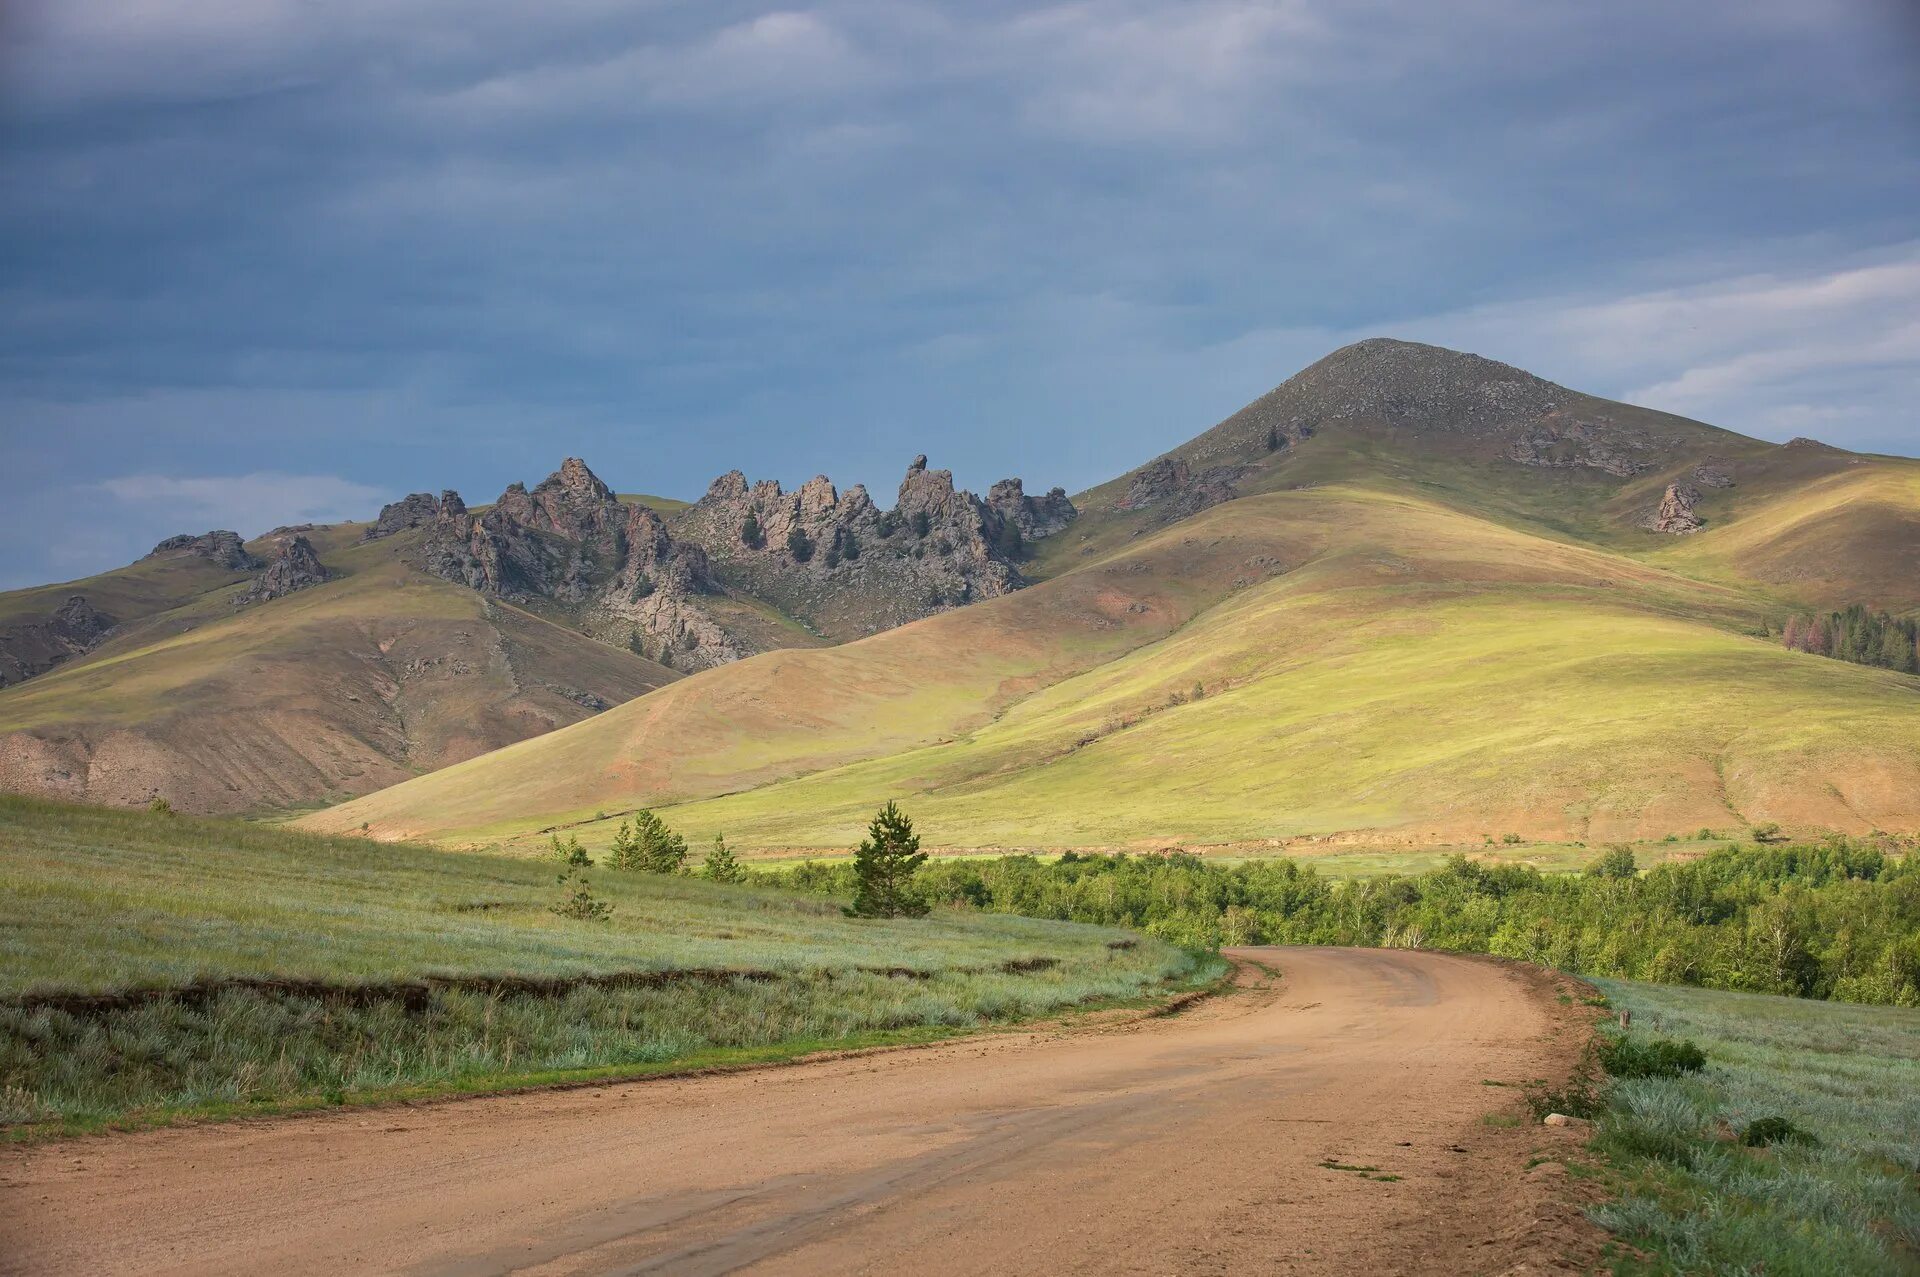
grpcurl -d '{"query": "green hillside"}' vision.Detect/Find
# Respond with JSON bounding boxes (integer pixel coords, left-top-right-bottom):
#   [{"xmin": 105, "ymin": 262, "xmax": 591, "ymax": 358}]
[
  {"xmin": 0, "ymin": 524, "xmax": 677, "ymax": 813},
  {"xmin": 303, "ymin": 480, "xmax": 1920, "ymax": 852}
]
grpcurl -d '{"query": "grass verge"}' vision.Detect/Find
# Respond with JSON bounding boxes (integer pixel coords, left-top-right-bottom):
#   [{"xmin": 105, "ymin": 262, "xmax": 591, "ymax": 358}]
[
  {"xmin": 1581, "ymin": 979, "xmax": 1920, "ymax": 1274},
  {"xmin": 0, "ymin": 796, "xmax": 1211, "ymax": 1138}
]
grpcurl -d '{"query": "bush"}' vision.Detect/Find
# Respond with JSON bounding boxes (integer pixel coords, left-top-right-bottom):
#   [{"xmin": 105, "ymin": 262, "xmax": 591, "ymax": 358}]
[
  {"xmin": 1600, "ymin": 1035, "xmax": 1707, "ymax": 1080},
  {"xmin": 147, "ymin": 797, "xmax": 175, "ymax": 816},
  {"xmin": 1741, "ymin": 1116, "xmax": 1815, "ymax": 1148},
  {"xmin": 1586, "ymin": 846, "xmax": 1638, "ymax": 878}
]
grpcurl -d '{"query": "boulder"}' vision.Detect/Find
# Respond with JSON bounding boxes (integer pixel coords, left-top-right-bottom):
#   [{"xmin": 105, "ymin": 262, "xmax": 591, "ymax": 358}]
[{"xmin": 145, "ymin": 531, "xmax": 259, "ymax": 571}]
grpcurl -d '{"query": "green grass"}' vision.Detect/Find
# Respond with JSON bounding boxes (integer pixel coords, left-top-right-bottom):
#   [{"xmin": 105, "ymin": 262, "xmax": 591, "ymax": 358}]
[
  {"xmin": 1585, "ymin": 978, "xmax": 1920, "ymax": 1274},
  {"xmin": 307, "ymin": 485, "xmax": 1920, "ymax": 855},
  {"xmin": 0, "ymin": 797, "xmax": 1201, "ymax": 1133}
]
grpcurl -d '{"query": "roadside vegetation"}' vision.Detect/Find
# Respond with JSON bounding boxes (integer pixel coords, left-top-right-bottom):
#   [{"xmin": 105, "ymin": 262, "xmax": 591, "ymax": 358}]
[
  {"xmin": 768, "ymin": 839, "xmax": 1920, "ymax": 1005},
  {"xmin": 0, "ymin": 796, "xmax": 1199, "ymax": 1134},
  {"xmin": 1581, "ymin": 979, "xmax": 1920, "ymax": 1274}
]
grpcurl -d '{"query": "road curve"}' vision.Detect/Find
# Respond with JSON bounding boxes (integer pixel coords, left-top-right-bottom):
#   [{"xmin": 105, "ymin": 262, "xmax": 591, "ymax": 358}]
[{"xmin": 0, "ymin": 948, "xmax": 1601, "ymax": 1275}]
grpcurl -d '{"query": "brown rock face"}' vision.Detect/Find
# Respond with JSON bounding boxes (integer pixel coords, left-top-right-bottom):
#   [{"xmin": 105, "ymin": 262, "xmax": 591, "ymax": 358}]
[
  {"xmin": 1646, "ymin": 483, "xmax": 1705, "ymax": 534},
  {"xmin": 145, "ymin": 531, "xmax": 259, "ymax": 571},
  {"xmin": 237, "ymin": 536, "xmax": 332, "ymax": 604},
  {"xmin": 416, "ymin": 459, "xmax": 737, "ymax": 669},
  {"xmin": 0, "ymin": 596, "xmax": 114, "ymax": 688}
]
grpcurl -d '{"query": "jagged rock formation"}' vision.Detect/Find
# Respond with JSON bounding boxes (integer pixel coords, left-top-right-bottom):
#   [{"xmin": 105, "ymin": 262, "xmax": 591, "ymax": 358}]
[
  {"xmin": 413, "ymin": 460, "xmax": 738, "ymax": 669},
  {"xmin": 0, "ymin": 596, "xmax": 113, "ymax": 688},
  {"xmin": 986, "ymin": 478, "xmax": 1077, "ymax": 542},
  {"xmin": 145, "ymin": 531, "xmax": 259, "ymax": 571},
  {"xmin": 677, "ymin": 455, "xmax": 1041, "ymax": 638},
  {"xmin": 1646, "ymin": 483, "xmax": 1705, "ymax": 535},
  {"xmin": 237, "ymin": 536, "xmax": 332, "ymax": 604},
  {"xmin": 364, "ymin": 492, "xmax": 446, "ymax": 540}
]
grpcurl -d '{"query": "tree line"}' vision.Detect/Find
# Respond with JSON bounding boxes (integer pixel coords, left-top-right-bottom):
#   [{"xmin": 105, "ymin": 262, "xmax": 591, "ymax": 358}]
[
  {"xmin": 766, "ymin": 840, "xmax": 1920, "ymax": 1006},
  {"xmin": 1783, "ymin": 604, "xmax": 1919, "ymax": 674}
]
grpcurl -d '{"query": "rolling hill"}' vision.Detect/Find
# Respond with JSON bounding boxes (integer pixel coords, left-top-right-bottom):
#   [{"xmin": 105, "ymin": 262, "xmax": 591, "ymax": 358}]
[{"xmin": 298, "ymin": 340, "xmax": 1920, "ymax": 851}]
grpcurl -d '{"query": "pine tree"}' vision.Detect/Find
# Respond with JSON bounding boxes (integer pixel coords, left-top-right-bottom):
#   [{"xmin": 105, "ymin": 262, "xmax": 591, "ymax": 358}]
[
  {"xmin": 740, "ymin": 510, "xmax": 764, "ymax": 549},
  {"xmin": 787, "ymin": 525, "xmax": 814, "ymax": 562},
  {"xmin": 1265, "ymin": 424, "xmax": 1281, "ymax": 452},
  {"xmin": 549, "ymin": 833, "xmax": 592, "ymax": 866},
  {"xmin": 631, "ymin": 809, "xmax": 687, "ymax": 873},
  {"xmin": 847, "ymin": 801, "xmax": 929, "ymax": 918},
  {"xmin": 606, "ymin": 819, "xmax": 642, "ymax": 870},
  {"xmin": 702, "ymin": 833, "xmax": 745, "ymax": 884}
]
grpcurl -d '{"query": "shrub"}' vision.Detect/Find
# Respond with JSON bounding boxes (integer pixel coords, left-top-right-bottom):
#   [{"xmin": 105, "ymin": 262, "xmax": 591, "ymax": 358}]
[
  {"xmin": 1741, "ymin": 1116, "xmax": 1815, "ymax": 1148},
  {"xmin": 1587, "ymin": 846, "xmax": 1638, "ymax": 879},
  {"xmin": 1751, "ymin": 822, "xmax": 1784, "ymax": 843},
  {"xmin": 1600, "ymin": 1035, "xmax": 1707, "ymax": 1080},
  {"xmin": 147, "ymin": 797, "xmax": 175, "ymax": 816}
]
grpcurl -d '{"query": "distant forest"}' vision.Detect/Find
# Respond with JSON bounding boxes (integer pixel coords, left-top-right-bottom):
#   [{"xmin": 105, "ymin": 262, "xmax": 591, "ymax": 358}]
[
  {"xmin": 1784, "ymin": 604, "xmax": 1919, "ymax": 674},
  {"xmin": 769, "ymin": 842, "xmax": 1920, "ymax": 1007}
]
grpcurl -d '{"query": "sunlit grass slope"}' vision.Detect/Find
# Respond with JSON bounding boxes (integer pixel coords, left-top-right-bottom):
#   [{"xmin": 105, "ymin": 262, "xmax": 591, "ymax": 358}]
[
  {"xmin": 304, "ymin": 486, "xmax": 1920, "ymax": 850},
  {"xmin": 0, "ymin": 795, "xmax": 1191, "ymax": 1130},
  {"xmin": 0, "ymin": 528, "xmax": 675, "ymax": 813}
]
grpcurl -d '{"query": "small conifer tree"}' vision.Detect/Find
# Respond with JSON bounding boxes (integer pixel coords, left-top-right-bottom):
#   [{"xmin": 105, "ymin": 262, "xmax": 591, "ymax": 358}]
[
  {"xmin": 551, "ymin": 866, "xmax": 614, "ymax": 921},
  {"xmin": 632, "ymin": 809, "xmax": 687, "ymax": 873},
  {"xmin": 606, "ymin": 819, "xmax": 642, "ymax": 871},
  {"xmin": 549, "ymin": 833, "xmax": 592, "ymax": 866},
  {"xmin": 847, "ymin": 800, "xmax": 929, "ymax": 918},
  {"xmin": 787, "ymin": 525, "xmax": 814, "ymax": 562},
  {"xmin": 702, "ymin": 833, "xmax": 745, "ymax": 884},
  {"xmin": 740, "ymin": 510, "xmax": 764, "ymax": 549}
]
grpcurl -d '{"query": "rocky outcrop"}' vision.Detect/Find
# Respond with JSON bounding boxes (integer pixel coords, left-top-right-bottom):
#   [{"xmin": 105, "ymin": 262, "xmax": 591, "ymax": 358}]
[
  {"xmin": 416, "ymin": 460, "xmax": 738, "ymax": 669},
  {"xmin": 0, "ymin": 596, "xmax": 114, "ymax": 688},
  {"xmin": 1505, "ymin": 417, "xmax": 1653, "ymax": 477},
  {"xmin": 676, "ymin": 455, "xmax": 1041, "ymax": 638},
  {"xmin": 145, "ymin": 531, "xmax": 259, "ymax": 571},
  {"xmin": 1646, "ymin": 483, "xmax": 1705, "ymax": 535},
  {"xmin": 1116, "ymin": 458, "xmax": 1244, "ymax": 517},
  {"xmin": 986, "ymin": 478, "xmax": 1077, "ymax": 542},
  {"xmin": 1692, "ymin": 462, "xmax": 1734, "ymax": 489},
  {"xmin": 237, "ymin": 536, "xmax": 332, "ymax": 604},
  {"xmin": 364, "ymin": 492, "xmax": 446, "ymax": 540}
]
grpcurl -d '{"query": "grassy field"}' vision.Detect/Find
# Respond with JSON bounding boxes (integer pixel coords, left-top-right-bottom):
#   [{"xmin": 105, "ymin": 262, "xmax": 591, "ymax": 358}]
[
  {"xmin": 0, "ymin": 523, "xmax": 677, "ymax": 814},
  {"xmin": 1585, "ymin": 979, "xmax": 1920, "ymax": 1274},
  {"xmin": 305, "ymin": 485, "xmax": 1920, "ymax": 853},
  {"xmin": 0, "ymin": 797, "xmax": 1199, "ymax": 1133}
]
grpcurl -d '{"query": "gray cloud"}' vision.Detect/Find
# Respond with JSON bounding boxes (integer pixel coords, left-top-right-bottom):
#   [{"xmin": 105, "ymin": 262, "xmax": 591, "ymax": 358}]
[{"xmin": 3, "ymin": 0, "xmax": 1916, "ymax": 589}]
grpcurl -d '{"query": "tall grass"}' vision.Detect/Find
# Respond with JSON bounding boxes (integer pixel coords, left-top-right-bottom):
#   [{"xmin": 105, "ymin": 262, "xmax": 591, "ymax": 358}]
[
  {"xmin": 0, "ymin": 796, "xmax": 1199, "ymax": 1131},
  {"xmin": 1587, "ymin": 979, "xmax": 1920, "ymax": 1274}
]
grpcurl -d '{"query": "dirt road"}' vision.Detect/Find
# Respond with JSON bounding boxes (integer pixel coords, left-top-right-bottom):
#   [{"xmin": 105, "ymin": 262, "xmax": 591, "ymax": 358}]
[{"xmin": 0, "ymin": 948, "xmax": 1601, "ymax": 1275}]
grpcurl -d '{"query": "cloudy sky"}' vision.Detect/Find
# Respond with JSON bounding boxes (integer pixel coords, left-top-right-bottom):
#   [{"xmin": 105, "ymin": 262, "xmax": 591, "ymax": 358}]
[{"xmin": 3, "ymin": 1, "xmax": 1917, "ymax": 589}]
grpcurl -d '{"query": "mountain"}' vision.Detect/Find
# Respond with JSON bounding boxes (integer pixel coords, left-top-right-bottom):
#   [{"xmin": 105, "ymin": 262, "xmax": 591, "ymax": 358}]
[
  {"xmin": 0, "ymin": 452, "xmax": 1072, "ymax": 813},
  {"xmin": 296, "ymin": 339, "xmax": 1920, "ymax": 851}
]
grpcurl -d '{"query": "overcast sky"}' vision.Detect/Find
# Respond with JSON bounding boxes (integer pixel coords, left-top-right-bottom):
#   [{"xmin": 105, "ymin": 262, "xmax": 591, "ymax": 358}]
[{"xmin": 3, "ymin": 1, "xmax": 1917, "ymax": 589}]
